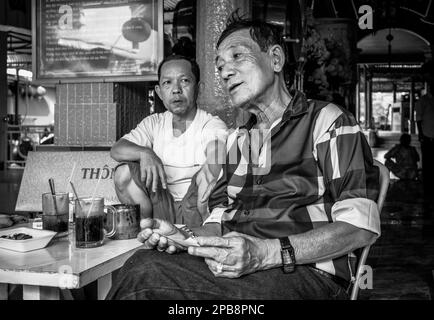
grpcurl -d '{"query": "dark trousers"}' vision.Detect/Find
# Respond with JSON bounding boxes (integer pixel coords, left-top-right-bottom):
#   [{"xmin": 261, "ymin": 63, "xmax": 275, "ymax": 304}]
[
  {"xmin": 106, "ymin": 250, "xmax": 348, "ymax": 300},
  {"xmin": 421, "ymin": 138, "xmax": 434, "ymax": 203}
]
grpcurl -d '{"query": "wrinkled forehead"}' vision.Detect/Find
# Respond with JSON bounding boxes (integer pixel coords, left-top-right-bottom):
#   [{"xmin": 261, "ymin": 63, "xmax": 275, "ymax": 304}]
[
  {"xmin": 160, "ymin": 59, "xmax": 194, "ymax": 78},
  {"xmin": 216, "ymin": 29, "xmax": 259, "ymax": 57}
]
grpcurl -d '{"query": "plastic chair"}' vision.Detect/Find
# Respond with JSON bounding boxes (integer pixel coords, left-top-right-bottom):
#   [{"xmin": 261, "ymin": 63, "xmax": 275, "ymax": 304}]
[{"xmin": 349, "ymin": 159, "xmax": 389, "ymax": 300}]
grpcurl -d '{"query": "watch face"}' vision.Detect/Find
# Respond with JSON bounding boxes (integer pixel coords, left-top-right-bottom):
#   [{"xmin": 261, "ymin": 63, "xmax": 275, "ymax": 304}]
[
  {"xmin": 282, "ymin": 249, "xmax": 293, "ymax": 264},
  {"xmin": 280, "ymin": 237, "xmax": 296, "ymax": 273},
  {"xmin": 282, "ymin": 249, "xmax": 296, "ymax": 273}
]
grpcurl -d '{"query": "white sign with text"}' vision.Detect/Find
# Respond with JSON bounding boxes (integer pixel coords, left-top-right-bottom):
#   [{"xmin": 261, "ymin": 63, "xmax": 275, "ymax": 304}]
[{"xmin": 16, "ymin": 151, "xmax": 120, "ymax": 212}]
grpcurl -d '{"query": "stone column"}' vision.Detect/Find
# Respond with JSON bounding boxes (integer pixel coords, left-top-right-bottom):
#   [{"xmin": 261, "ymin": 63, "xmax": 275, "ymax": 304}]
[
  {"xmin": 410, "ymin": 77, "xmax": 415, "ymax": 134},
  {"xmin": 196, "ymin": 0, "xmax": 251, "ymax": 129}
]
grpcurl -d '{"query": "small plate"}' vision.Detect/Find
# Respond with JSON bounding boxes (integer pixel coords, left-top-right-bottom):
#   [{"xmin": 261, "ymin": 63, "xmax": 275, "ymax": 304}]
[{"xmin": 0, "ymin": 227, "xmax": 57, "ymax": 252}]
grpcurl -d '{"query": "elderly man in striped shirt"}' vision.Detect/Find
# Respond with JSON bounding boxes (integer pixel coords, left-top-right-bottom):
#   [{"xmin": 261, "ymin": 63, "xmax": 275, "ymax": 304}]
[{"xmin": 107, "ymin": 13, "xmax": 380, "ymax": 300}]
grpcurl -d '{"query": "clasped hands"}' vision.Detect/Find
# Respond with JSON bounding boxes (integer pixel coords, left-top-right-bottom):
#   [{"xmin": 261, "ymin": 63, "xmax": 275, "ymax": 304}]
[{"xmin": 137, "ymin": 218, "xmax": 269, "ymax": 278}]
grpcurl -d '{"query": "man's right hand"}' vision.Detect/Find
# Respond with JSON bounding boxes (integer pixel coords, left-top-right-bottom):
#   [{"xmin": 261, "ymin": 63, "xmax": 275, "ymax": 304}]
[{"xmin": 139, "ymin": 150, "xmax": 167, "ymax": 192}]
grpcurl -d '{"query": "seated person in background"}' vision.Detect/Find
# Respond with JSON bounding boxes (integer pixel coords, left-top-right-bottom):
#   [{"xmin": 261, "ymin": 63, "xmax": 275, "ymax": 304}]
[
  {"xmin": 110, "ymin": 55, "xmax": 227, "ymax": 227},
  {"xmin": 107, "ymin": 14, "xmax": 380, "ymax": 300},
  {"xmin": 384, "ymin": 133, "xmax": 420, "ymax": 180}
]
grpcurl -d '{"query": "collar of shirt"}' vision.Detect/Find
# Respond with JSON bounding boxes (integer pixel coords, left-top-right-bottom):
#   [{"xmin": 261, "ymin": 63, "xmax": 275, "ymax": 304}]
[{"xmin": 240, "ymin": 90, "xmax": 310, "ymax": 131}]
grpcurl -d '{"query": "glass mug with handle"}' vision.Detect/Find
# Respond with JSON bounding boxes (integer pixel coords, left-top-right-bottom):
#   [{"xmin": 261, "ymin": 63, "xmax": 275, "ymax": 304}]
[
  {"xmin": 74, "ymin": 197, "xmax": 117, "ymax": 248},
  {"xmin": 104, "ymin": 204, "xmax": 141, "ymax": 240}
]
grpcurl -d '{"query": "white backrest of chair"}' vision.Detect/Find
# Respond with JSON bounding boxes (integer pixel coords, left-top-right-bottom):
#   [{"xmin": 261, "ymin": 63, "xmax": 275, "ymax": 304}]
[
  {"xmin": 350, "ymin": 159, "xmax": 389, "ymax": 300},
  {"xmin": 374, "ymin": 159, "xmax": 390, "ymax": 213}
]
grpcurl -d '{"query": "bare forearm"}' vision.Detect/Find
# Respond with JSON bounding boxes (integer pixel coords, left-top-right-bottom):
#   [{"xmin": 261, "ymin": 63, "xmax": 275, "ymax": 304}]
[
  {"xmin": 290, "ymin": 222, "xmax": 377, "ymax": 264},
  {"xmin": 262, "ymin": 222, "xmax": 378, "ymax": 268},
  {"xmin": 110, "ymin": 139, "xmax": 153, "ymax": 162}
]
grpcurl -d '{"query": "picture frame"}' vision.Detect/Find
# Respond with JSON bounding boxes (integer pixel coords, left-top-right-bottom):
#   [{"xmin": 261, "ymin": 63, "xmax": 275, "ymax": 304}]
[{"xmin": 32, "ymin": 0, "xmax": 163, "ymax": 83}]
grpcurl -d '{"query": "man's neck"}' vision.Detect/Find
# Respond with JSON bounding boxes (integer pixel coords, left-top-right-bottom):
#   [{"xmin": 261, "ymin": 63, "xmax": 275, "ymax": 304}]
[
  {"xmin": 253, "ymin": 104, "xmax": 284, "ymax": 129},
  {"xmin": 172, "ymin": 107, "xmax": 197, "ymax": 136},
  {"xmin": 250, "ymin": 83, "xmax": 292, "ymax": 129},
  {"xmin": 172, "ymin": 107, "xmax": 197, "ymax": 123}
]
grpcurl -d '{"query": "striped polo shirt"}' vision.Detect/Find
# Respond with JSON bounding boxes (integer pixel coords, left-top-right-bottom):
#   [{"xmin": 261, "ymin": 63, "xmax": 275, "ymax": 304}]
[{"xmin": 205, "ymin": 90, "xmax": 381, "ymax": 282}]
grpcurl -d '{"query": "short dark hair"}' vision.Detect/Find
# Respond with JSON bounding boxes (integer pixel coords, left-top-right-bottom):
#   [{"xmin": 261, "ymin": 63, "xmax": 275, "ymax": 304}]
[
  {"xmin": 157, "ymin": 54, "xmax": 200, "ymax": 83},
  {"xmin": 216, "ymin": 10, "xmax": 285, "ymax": 54}
]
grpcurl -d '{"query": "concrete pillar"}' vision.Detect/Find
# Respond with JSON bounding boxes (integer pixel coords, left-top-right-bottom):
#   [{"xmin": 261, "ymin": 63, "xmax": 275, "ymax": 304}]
[
  {"xmin": 0, "ymin": 32, "xmax": 7, "ymax": 169},
  {"xmin": 355, "ymin": 65, "xmax": 360, "ymax": 121},
  {"xmin": 367, "ymin": 74, "xmax": 373, "ymax": 129},
  {"xmin": 363, "ymin": 65, "xmax": 369, "ymax": 130},
  {"xmin": 410, "ymin": 77, "xmax": 415, "ymax": 134},
  {"xmin": 196, "ymin": 0, "xmax": 251, "ymax": 129}
]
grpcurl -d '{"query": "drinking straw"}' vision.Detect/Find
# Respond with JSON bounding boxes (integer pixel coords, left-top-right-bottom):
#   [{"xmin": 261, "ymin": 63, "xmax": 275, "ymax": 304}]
[
  {"xmin": 87, "ymin": 173, "xmax": 102, "ymax": 218},
  {"xmin": 69, "ymin": 181, "xmax": 82, "ymax": 210},
  {"xmin": 49, "ymin": 178, "xmax": 56, "ymax": 194},
  {"xmin": 68, "ymin": 162, "xmax": 82, "ymax": 210},
  {"xmin": 68, "ymin": 162, "xmax": 77, "ymax": 184},
  {"xmin": 48, "ymin": 178, "xmax": 58, "ymax": 214}
]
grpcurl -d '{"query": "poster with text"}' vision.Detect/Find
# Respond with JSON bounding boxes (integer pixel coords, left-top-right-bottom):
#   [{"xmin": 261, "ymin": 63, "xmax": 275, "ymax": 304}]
[{"xmin": 33, "ymin": 0, "xmax": 163, "ymax": 82}]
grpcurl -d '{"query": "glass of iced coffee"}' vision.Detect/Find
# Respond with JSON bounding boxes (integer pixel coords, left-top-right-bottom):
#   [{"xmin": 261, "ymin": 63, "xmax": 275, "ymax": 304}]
[{"xmin": 74, "ymin": 197, "xmax": 116, "ymax": 248}]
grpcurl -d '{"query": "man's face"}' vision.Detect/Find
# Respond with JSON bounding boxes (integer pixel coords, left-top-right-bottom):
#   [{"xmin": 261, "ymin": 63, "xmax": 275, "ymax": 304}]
[
  {"xmin": 156, "ymin": 59, "xmax": 198, "ymax": 117},
  {"xmin": 216, "ymin": 29, "xmax": 275, "ymax": 108}
]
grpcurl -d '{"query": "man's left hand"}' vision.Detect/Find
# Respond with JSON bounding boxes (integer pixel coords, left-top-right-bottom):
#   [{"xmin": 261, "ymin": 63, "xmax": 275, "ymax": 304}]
[{"xmin": 188, "ymin": 232, "xmax": 272, "ymax": 278}]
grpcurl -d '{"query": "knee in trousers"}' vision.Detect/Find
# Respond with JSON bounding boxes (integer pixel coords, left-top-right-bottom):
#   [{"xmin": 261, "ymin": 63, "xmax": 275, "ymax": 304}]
[{"xmin": 114, "ymin": 164, "xmax": 133, "ymax": 191}]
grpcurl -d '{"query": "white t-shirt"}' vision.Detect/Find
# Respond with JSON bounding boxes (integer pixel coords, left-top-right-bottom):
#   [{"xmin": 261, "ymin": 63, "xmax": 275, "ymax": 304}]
[{"xmin": 122, "ymin": 109, "xmax": 228, "ymax": 201}]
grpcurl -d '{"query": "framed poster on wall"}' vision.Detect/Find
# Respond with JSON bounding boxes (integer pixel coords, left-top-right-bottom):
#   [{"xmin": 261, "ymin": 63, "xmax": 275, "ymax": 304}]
[{"xmin": 32, "ymin": 0, "xmax": 163, "ymax": 83}]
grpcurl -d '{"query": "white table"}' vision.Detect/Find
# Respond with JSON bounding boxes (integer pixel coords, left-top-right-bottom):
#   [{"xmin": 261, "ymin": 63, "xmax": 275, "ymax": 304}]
[{"xmin": 0, "ymin": 226, "xmax": 144, "ymax": 300}]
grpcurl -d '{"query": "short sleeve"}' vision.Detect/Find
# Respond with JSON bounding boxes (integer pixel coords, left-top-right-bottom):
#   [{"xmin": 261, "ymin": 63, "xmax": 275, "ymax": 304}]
[
  {"xmin": 121, "ymin": 113, "xmax": 160, "ymax": 147},
  {"xmin": 313, "ymin": 104, "xmax": 380, "ymax": 236},
  {"xmin": 201, "ymin": 117, "xmax": 228, "ymax": 148}
]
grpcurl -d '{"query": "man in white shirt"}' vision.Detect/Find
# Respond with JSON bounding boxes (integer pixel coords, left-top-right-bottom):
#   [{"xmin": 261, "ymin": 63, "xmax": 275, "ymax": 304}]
[{"xmin": 110, "ymin": 55, "xmax": 227, "ymax": 226}]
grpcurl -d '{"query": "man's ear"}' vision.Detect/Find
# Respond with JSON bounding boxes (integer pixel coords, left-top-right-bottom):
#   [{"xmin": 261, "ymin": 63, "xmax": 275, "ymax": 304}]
[
  {"xmin": 196, "ymin": 81, "xmax": 204, "ymax": 99},
  {"xmin": 269, "ymin": 45, "xmax": 285, "ymax": 72},
  {"xmin": 155, "ymin": 84, "xmax": 162, "ymax": 100}
]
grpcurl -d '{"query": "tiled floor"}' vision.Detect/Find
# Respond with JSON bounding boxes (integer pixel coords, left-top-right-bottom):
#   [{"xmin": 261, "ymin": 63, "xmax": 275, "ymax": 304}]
[
  {"xmin": 1, "ymin": 148, "xmax": 433, "ymax": 300},
  {"xmin": 365, "ymin": 148, "xmax": 434, "ymax": 300},
  {"xmin": 360, "ymin": 179, "xmax": 434, "ymax": 299}
]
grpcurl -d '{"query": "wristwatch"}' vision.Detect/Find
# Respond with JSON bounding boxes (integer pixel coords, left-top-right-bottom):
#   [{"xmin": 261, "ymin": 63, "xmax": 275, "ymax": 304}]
[{"xmin": 279, "ymin": 237, "xmax": 296, "ymax": 273}]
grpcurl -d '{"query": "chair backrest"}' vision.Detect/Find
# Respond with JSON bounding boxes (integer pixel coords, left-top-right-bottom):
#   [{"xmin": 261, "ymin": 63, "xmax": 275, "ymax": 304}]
[{"xmin": 350, "ymin": 159, "xmax": 389, "ymax": 300}]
